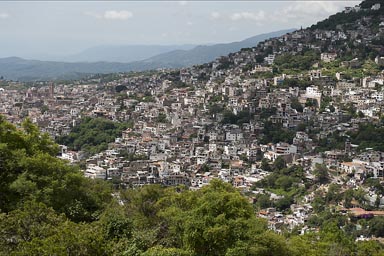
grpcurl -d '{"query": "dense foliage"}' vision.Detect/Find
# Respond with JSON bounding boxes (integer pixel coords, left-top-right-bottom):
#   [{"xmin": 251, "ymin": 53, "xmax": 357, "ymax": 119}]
[
  {"xmin": 0, "ymin": 116, "xmax": 112, "ymax": 220},
  {"xmin": 349, "ymin": 124, "xmax": 384, "ymax": 151},
  {"xmin": 261, "ymin": 121, "xmax": 295, "ymax": 144},
  {"xmin": 253, "ymin": 162, "xmax": 307, "ymax": 211},
  {"xmin": 274, "ymin": 50, "xmax": 320, "ymax": 72},
  {"xmin": 56, "ymin": 117, "xmax": 130, "ymax": 156}
]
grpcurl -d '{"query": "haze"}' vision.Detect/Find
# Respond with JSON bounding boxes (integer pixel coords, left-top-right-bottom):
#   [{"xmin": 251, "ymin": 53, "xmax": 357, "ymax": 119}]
[{"xmin": 0, "ymin": 1, "xmax": 360, "ymax": 60}]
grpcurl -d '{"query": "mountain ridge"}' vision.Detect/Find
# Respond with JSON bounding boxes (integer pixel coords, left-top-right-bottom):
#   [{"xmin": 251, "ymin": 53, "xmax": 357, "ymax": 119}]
[
  {"xmin": 59, "ymin": 44, "xmax": 197, "ymax": 63},
  {"xmin": 144, "ymin": 29, "xmax": 295, "ymax": 67},
  {"xmin": 0, "ymin": 29, "xmax": 295, "ymax": 81}
]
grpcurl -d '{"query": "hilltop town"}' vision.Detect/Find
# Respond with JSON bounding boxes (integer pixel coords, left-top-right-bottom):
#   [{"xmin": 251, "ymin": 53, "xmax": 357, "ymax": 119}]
[{"xmin": 1, "ymin": 1, "xmax": 384, "ymax": 236}]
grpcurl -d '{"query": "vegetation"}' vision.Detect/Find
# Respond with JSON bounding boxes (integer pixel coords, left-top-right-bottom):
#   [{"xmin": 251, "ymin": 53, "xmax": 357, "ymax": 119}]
[
  {"xmin": 282, "ymin": 78, "xmax": 312, "ymax": 90},
  {"xmin": 0, "ymin": 116, "xmax": 112, "ymax": 221},
  {"xmin": 291, "ymin": 97, "xmax": 304, "ymax": 112},
  {"xmin": 156, "ymin": 112, "xmax": 168, "ymax": 123},
  {"xmin": 311, "ymin": 4, "xmax": 382, "ymax": 31},
  {"xmin": 274, "ymin": 50, "xmax": 320, "ymax": 72},
  {"xmin": 56, "ymin": 117, "xmax": 130, "ymax": 156},
  {"xmin": 261, "ymin": 121, "xmax": 295, "ymax": 144},
  {"xmin": 221, "ymin": 109, "xmax": 251, "ymax": 125},
  {"xmin": 321, "ymin": 59, "xmax": 380, "ymax": 78},
  {"xmin": 254, "ymin": 163, "xmax": 307, "ymax": 211},
  {"xmin": 349, "ymin": 124, "xmax": 384, "ymax": 151}
]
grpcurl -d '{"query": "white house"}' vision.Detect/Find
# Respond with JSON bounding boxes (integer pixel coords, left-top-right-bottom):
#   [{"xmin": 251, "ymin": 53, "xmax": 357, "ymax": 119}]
[{"xmin": 84, "ymin": 164, "xmax": 106, "ymax": 179}]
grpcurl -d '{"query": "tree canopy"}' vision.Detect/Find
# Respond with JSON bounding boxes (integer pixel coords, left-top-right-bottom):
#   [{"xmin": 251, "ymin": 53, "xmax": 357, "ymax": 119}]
[{"xmin": 56, "ymin": 117, "xmax": 130, "ymax": 156}]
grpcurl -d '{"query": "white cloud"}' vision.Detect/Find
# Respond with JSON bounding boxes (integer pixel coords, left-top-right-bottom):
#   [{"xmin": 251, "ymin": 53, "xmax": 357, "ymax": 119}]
[
  {"xmin": 187, "ymin": 21, "xmax": 193, "ymax": 26},
  {"xmin": 85, "ymin": 10, "xmax": 133, "ymax": 20},
  {"xmin": 210, "ymin": 11, "xmax": 220, "ymax": 19},
  {"xmin": 273, "ymin": 1, "xmax": 360, "ymax": 23},
  {"xmin": 0, "ymin": 13, "xmax": 10, "ymax": 19},
  {"xmin": 104, "ymin": 10, "xmax": 133, "ymax": 20},
  {"xmin": 230, "ymin": 11, "xmax": 265, "ymax": 21},
  {"xmin": 178, "ymin": 1, "xmax": 188, "ymax": 6}
]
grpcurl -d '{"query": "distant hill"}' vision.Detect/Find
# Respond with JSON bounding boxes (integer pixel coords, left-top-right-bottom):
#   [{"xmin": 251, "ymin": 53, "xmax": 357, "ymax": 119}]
[
  {"xmin": 0, "ymin": 57, "xmax": 170, "ymax": 81},
  {"xmin": 60, "ymin": 44, "xmax": 197, "ymax": 63},
  {"xmin": 143, "ymin": 29, "xmax": 295, "ymax": 67},
  {"xmin": 0, "ymin": 29, "xmax": 294, "ymax": 81}
]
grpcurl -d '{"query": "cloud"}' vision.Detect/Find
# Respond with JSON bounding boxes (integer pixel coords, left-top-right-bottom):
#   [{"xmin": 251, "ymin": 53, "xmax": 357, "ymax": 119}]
[
  {"xmin": 187, "ymin": 21, "xmax": 193, "ymax": 26},
  {"xmin": 210, "ymin": 11, "xmax": 220, "ymax": 19},
  {"xmin": 178, "ymin": 1, "xmax": 188, "ymax": 6},
  {"xmin": 104, "ymin": 10, "xmax": 133, "ymax": 20},
  {"xmin": 0, "ymin": 13, "xmax": 10, "ymax": 19},
  {"xmin": 273, "ymin": 1, "xmax": 360, "ymax": 23},
  {"xmin": 85, "ymin": 10, "xmax": 133, "ymax": 20},
  {"xmin": 230, "ymin": 11, "xmax": 265, "ymax": 21}
]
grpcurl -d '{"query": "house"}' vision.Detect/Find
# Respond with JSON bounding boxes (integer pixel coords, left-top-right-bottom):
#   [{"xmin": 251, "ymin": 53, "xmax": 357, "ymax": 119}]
[
  {"xmin": 264, "ymin": 54, "xmax": 275, "ymax": 65},
  {"xmin": 371, "ymin": 3, "xmax": 380, "ymax": 11},
  {"xmin": 225, "ymin": 129, "xmax": 244, "ymax": 142},
  {"xmin": 375, "ymin": 56, "xmax": 384, "ymax": 66},
  {"xmin": 339, "ymin": 162, "xmax": 365, "ymax": 174},
  {"xmin": 264, "ymin": 143, "xmax": 297, "ymax": 162},
  {"xmin": 321, "ymin": 53, "xmax": 337, "ymax": 62},
  {"xmin": 84, "ymin": 164, "xmax": 106, "ymax": 179},
  {"xmin": 162, "ymin": 173, "xmax": 190, "ymax": 186}
]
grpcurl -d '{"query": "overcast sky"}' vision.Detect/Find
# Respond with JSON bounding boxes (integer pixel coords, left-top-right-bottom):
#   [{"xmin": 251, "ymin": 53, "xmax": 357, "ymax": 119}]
[{"xmin": 0, "ymin": 1, "xmax": 361, "ymax": 59}]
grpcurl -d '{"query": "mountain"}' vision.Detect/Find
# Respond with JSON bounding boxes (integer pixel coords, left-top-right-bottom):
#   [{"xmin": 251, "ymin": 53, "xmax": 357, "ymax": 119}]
[
  {"xmin": 0, "ymin": 57, "xmax": 170, "ymax": 81},
  {"xmin": 143, "ymin": 29, "xmax": 295, "ymax": 67},
  {"xmin": 0, "ymin": 29, "xmax": 294, "ymax": 81},
  {"xmin": 59, "ymin": 44, "xmax": 197, "ymax": 63},
  {"xmin": 55, "ymin": 29, "xmax": 294, "ymax": 64}
]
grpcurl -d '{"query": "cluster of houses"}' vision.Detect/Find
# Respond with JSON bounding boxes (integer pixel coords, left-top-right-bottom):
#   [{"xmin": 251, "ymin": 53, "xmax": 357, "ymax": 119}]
[{"xmin": 1, "ymin": 1, "xmax": 384, "ymax": 233}]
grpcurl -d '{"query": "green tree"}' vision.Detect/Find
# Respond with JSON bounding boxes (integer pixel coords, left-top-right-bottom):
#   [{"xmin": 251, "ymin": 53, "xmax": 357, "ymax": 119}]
[
  {"xmin": 142, "ymin": 246, "xmax": 194, "ymax": 256},
  {"xmin": 0, "ymin": 116, "xmax": 112, "ymax": 221},
  {"xmin": 368, "ymin": 217, "xmax": 384, "ymax": 237},
  {"xmin": 56, "ymin": 117, "xmax": 130, "ymax": 156},
  {"xmin": 291, "ymin": 98, "xmax": 303, "ymax": 112},
  {"xmin": 255, "ymin": 194, "xmax": 273, "ymax": 209},
  {"xmin": 356, "ymin": 240, "xmax": 384, "ymax": 256},
  {"xmin": 261, "ymin": 158, "xmax": 272, "ymax": 172},
  {"xmin": 273, "ymin": 156, "xmax": 287, "ymax": 171},
  {"xmin": 0, "ymin": 201, "xmax": 65, "ymax": 254},
  {"xmin": 313, "ymin": 164, "xmax": 330, "ymax": 184},
  {"xmin": 182, "ymin": 179, "xmax": 265, "ymax": 255}
]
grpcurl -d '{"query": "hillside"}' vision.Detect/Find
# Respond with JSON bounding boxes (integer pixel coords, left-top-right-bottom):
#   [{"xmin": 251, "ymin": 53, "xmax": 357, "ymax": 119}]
[
  {"xmin": 143, "ymin": 29, "xmax": 295, "ymax": 67},
  {"xmin": 311, "ymin": 0, "xmax": 383, "ymax": 31},
  {"xmin": 186, "ymin": 0, "xmax": 384, "ymax": 78}
]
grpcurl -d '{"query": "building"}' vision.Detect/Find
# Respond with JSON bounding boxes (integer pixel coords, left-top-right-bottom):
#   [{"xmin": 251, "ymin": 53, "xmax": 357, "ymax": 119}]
[
  {"xmin": 84, "ymin": 164, "xmax": 106, "ymax": 179},
  {"xmin": 321, "ymin": 53, "xmax": 337, "ymax": 62}
]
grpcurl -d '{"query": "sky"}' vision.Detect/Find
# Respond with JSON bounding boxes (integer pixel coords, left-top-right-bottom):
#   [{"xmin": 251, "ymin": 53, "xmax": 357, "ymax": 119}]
[{"xmin": 0, "ymin": 0, "xmax": 361, "ymax": 59}]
